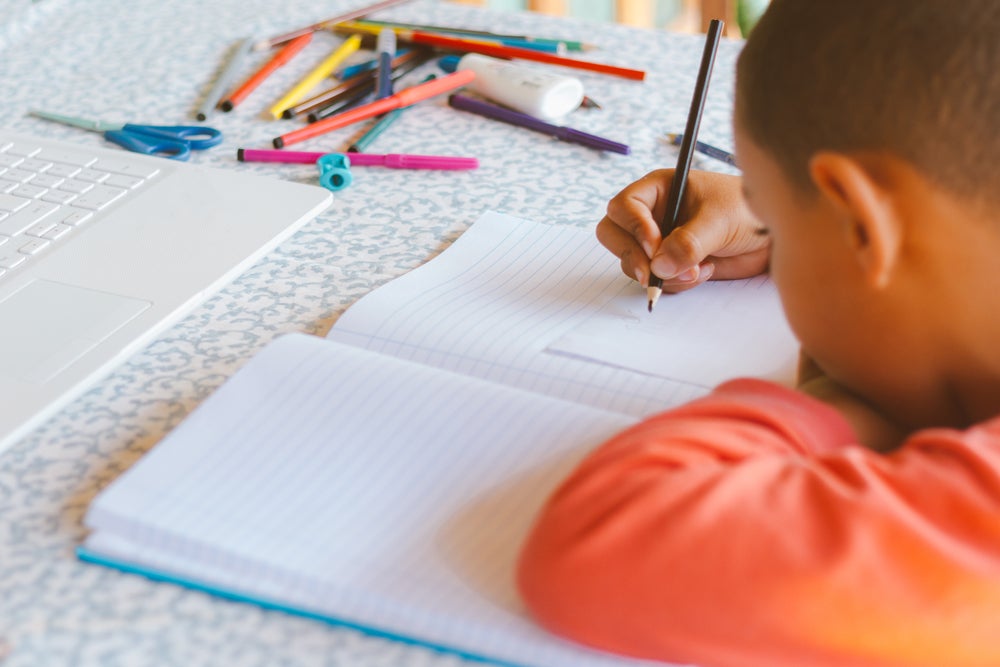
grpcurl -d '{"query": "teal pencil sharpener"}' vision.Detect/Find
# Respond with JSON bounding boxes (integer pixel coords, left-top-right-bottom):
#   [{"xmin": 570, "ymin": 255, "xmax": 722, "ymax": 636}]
[{"xmin": 317, "ymin": 153, "xmax": 352, "ymax": 192}]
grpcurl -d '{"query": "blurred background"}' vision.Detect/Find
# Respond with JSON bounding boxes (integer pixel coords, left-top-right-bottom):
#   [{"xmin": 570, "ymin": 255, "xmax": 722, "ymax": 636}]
[{"xmin": 445, "ymin": 0, "xmax": 770, "ymax": 36}]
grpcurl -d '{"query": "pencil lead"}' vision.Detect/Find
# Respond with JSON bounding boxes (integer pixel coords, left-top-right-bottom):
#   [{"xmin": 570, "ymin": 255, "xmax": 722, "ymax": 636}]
[{"xmin": 647, "ymin": 299, "xmax": 653, "ymax": 313}]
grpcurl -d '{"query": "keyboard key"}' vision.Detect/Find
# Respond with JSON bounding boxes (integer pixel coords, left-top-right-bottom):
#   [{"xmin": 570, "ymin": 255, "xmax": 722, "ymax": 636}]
[
  {"xmin": 0, "ymin": 193, "xmax": 31, "ymax": 212},
  {"xmin": 1, "ymin": 168, "xmax": 34, "ymax": 183},
  {"xmin": 0, "ymin": 179, "xmax": 18, "ymax": 194},
  {"xmin": 75, "ymin": 168, "xmax": 110, "ymax": 183},
  {"xmin": 34, "ymin": 149, "xmax": 97, "ymax": 167},
  {"xmin": 18, "ymin": 238, "xmax": 50, "ymax": 255},
  {"xmin": 30, "ymin": 173, "xmax": 65, "ymax": 189},
  {"xmin": 0, "ymin": 154, "xmax": 24, "ymax": 168},
  {"xmin": 91, "ymin": 158, "xmax": 159, "ymax": 179},
  {"xmin": 0, "ymin": 248, "xmax": 27, "ymax": 269},
  {"xmin": 104, "ymin": 174, "xmax": 145, "ymax": 189},
  {"xmin": 19, "ymin": 158, "xmax": 52, "ymax": 173},
  {"xmin": 5, "ymin": 143, "xmax": 41, "ymax": 157},
  {"xmin": 46, "ymin": 163, "xmax": 81, "ymax": 178},
  {"xmin": 41, "ymin": 190, "xmax": 78, "ymax": 205},
  {"xmin": 57, "ymin": 179, "xmax": 94, "ymax": 194},
  {"xmin": 0, "ymin": 235, "xmax": 8, "ymax": 247},
  {"xmin": 72, "ymin": 184, "xmax": 126, "ymax": 210},
  {"xmin": 25, "ymin": 219, "xmax": 57, "ymax": 237},
  {"xmin": 0, "ymin": 201, "xmax": 58, "ymax": 236},
  {"xmin": 11, "ymin": 184, "xmax": 47, "ymax": 199},
  {"xmin": 43, "ymin": 223, "xmax": 73, "ymax": 240},
  {"xmin": 58, "ymin": 208, "xmax": 93, "ymax": 226}
]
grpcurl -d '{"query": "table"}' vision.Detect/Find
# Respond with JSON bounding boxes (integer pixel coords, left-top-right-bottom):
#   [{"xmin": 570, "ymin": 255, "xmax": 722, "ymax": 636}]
[{"xmin": 0, "ymin": 1, "xmax": 740, "ymax": 664}]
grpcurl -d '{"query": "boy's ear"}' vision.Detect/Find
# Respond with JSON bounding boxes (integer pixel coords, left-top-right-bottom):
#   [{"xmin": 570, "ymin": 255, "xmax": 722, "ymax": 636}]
[{"xmin": 808, "ymin": 152, "xmax": 903, "ymax": 289}]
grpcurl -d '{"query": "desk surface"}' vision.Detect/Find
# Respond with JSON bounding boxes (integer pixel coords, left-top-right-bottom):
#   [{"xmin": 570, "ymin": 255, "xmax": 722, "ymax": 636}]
[{"xmin": 0, "ymin": 1, "xmax": 739, "ymax": 664}]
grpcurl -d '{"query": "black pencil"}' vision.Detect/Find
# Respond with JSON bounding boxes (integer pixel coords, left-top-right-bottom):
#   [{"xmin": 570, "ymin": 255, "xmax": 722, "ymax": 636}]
[{"xmin": 648, "ymin": 19, "xmax": 724, "ymax": 312}]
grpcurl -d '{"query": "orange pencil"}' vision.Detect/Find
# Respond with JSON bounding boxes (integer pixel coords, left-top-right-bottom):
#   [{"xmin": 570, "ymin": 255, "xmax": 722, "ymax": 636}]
[
  {"xmin": 221, "ymin": 33, "xmax": 313, "ymax": 111},
  {"xmin": 273, "ymin": 70, "xmax": 476, "ymax": 148}
]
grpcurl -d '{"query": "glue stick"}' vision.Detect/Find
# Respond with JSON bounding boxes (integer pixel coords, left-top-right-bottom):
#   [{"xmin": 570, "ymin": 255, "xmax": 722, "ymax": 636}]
[{"xmin": 448, "ymin": 54, "xmax": 585, "ymax": 120}]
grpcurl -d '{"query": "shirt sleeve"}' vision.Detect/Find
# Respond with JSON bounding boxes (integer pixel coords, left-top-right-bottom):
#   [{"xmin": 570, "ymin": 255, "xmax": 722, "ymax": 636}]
[{"xmin": 517, "ymin": 379, "xmax": 1000, "ymax": 667}]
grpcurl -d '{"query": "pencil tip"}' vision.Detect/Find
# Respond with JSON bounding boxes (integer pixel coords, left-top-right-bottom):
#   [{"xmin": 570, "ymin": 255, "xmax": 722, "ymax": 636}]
[
  {"xmin": 647, "ymin": 300, "xmax": 653, "ymax": 313},
  {"xmin": 237, "ymin": 148, "xmax": 245, "ymax": 161},
  {"xmin": 196, "ymin": 112, "xmax": 207, "ymax": 122},
  {"xmin": 220, "ymin": 100, "xmax": 234, "ymax": 112},
  {"xmin": 272, "ymin": 137, "xmax": 284, "ymax": 149}
]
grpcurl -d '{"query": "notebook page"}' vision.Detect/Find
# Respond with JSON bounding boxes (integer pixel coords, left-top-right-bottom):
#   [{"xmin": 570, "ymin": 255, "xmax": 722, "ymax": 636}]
[
  {"xmin": 328, "ymin": 211, "xmax": 710, "ymax": 418},
  {"xmin": 84, "ymin": 333, "xmax": 668, "ymax": 667},
  {"xmin": 548, "ymin": 274, "xmax": 798, "ymax": 386}
]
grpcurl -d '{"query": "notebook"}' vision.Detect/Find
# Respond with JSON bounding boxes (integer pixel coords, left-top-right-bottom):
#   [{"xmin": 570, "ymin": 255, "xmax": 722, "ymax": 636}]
[
  {"xmin": 0, "ymin": 130, "xmax": 331, "ymax": 455},
  {"xmin": 79, "ymin": 211, "xmax": 799, "ymax": 667}
]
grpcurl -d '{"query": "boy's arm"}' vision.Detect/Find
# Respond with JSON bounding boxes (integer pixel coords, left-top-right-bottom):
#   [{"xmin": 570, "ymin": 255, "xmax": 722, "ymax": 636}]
[{"xmin": 517, "ymin": 380, "xmax": 1000, "ymax": 667}]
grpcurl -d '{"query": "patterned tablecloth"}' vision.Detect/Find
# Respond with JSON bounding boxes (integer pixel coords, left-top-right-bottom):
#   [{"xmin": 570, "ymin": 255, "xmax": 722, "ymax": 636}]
[{"xmin": 0, "ymin": 1, "xmax": 740, "ymax": 664}]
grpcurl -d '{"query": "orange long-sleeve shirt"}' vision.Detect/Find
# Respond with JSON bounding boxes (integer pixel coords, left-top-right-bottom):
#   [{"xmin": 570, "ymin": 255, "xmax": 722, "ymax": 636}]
[{"xmin": 518, "ymin": 379, "xmax": 1000, "ymax": 667}]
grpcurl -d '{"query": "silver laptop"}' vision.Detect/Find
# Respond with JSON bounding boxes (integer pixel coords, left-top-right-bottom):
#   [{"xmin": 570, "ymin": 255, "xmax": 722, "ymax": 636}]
[{"xmin": 0, "ymin": 130, "xmax": 332, "ymax": 454}]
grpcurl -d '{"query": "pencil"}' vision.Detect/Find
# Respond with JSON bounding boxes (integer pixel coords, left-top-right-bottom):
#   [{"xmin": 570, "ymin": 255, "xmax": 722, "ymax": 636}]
[
  {"xmin": 268, "ymin": 34, "xmax": 362, "ymax": 119},
  {"xmin": 254, "ymin": 0, "xmax": 414, "ymax": 50},
  {"xmin": 665, "ymin": 132, "xmax": 736, "ymax": 167},
  {"xmin": 647, "ymin": 19, "xmax": 724, "ymax": 312},
  {"xmin": 272, "ymin": 69, "xmax": 476, "ymax": 148},
  {"xmin": 352, "ymin": 18, "xmax": 594, "ymax": 51},
  {"xmin": 196, "ymin": 36, "xmax": 255, "ymax": 121},
  {"xmin": 221, "ymin": 33, "xmax": 312, "ymax": 112},
  {"xmin": 336, "ymin": 22, "xmax": 645, "ymax": 81}
]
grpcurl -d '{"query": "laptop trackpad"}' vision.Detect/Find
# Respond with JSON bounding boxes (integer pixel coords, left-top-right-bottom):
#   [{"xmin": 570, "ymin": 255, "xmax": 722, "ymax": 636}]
[{"xmin": 0, "ymin": 280, "xmax": 151, "ymax": 384}]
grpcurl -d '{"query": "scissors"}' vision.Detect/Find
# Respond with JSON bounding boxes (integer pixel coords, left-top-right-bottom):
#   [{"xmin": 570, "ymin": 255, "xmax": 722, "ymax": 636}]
[{"xmin": 29, "ymin": 110, "xmax": 223, "ymax": 161}]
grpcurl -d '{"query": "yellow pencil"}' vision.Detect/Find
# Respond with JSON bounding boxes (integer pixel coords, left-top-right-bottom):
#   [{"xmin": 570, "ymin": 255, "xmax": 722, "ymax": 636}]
[{"xmin": 269, "ymin": 34, "xmax": 362, "ymax": 119}]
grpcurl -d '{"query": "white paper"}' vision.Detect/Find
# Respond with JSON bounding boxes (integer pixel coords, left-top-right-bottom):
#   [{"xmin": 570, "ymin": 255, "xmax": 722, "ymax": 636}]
[{"xmin": 548, "ymin": 275, "xmax": 799, "ymax": 387}]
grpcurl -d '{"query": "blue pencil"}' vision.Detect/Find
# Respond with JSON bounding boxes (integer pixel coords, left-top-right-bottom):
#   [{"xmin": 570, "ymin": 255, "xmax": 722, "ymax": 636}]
[{"xmin": 665, "ymin": 132, "xmax": 737, "ymax": 168}]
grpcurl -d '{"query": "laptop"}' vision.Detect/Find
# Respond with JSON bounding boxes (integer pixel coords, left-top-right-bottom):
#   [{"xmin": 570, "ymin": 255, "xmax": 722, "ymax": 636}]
[{"xmin": 0, "ymin": 130, "xmax": 332, "ymax": 454}]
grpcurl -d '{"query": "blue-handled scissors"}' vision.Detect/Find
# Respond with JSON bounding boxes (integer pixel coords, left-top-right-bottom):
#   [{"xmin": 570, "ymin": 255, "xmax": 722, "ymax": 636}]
[{"xmin": 28, "ymin": 110, "xmax": 223, "ymax": 161}]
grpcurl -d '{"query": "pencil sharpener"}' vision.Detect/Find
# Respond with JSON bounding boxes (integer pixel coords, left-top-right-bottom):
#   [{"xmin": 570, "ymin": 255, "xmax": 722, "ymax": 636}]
[{"xmin": 317, "ymin": 153, "xmax": 352, "ymax": 192}]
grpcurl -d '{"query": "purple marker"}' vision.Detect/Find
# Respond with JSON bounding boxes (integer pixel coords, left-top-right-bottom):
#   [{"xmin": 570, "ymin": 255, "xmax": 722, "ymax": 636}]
[{"xmin": 447, "ymin": 93, "xmax": 630, "ymax": 155}]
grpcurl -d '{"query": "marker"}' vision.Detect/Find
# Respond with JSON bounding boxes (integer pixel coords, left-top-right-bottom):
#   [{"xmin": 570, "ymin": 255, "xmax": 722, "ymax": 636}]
[
  {"xmin": 336, "ymin": 22, "xmax": 645, "ymax": 80},
  {"xmin": 196, "ymin": 36, "xmax": 255, "ymax": 121},
  {"xmin": 375, "ymin": 29, "xmax": 396, "ymax": 99},
  {"xmin": 237, "ymin": 148, "xmax": 478, "ymax": 169},
  {"xmin": 221, "ymin": 33, "xmax": 312, "ymax": 112},
  {"xmin": 338, "ymin": 48, "xmax": 409, "ymax": 79},
  {"xmin": 647, "ymin": 20, "xmax": 724, "ymax": 312},
  {"xmin": 285, "ymin": 49, "xmax": 432, "ymax": 119},
  {"xmin": 268, "ymin": 34, "xmax": 362, "ymax": 119},
  {"xmin": 665, "ymin": 132, "xmax": 736, "ymax": 167},
  {"xmin": 272, "ymin": 69, "xmax": 476, "ymax": 148},
  {"xmin": 447, "ymin": 94, "xmax": 629, "ymax": 154}
]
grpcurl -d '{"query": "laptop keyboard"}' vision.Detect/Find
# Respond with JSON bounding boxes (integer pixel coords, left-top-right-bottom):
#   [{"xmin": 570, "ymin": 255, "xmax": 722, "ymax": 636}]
[{"xmin": 0, "ymin": 139, "xmax": 160, "ymax": 281}]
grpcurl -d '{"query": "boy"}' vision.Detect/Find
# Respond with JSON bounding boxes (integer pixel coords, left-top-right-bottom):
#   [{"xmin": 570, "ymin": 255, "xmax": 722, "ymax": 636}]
[{"xmin": 517, "ymin": 1, "xmax": 1000, "ymax": 666}]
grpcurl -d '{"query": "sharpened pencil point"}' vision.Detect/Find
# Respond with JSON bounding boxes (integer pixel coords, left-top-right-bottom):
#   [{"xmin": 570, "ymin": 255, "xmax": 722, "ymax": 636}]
[{"xmin": 647, "ymin": 300, "xmax": 653, "ymax": 313}]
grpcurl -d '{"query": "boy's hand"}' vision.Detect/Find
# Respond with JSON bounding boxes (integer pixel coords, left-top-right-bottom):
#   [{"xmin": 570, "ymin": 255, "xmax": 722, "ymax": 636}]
[{"xmin": 597, "ymin": 170, "xmax": 769, "ymax": 292}]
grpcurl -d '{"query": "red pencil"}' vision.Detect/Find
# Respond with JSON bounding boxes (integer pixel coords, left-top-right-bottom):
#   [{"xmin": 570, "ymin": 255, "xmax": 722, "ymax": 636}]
[
  {"xmin": 273, "ymin": 70, "xmax": 476, "ymax": 148},
  {"xmin": 352, "ymin": 28, "xmax": 646, "ymax": 81},
  {"xmin": 221, "ymin": 33, "xmax": 313, "ymax": 111}
]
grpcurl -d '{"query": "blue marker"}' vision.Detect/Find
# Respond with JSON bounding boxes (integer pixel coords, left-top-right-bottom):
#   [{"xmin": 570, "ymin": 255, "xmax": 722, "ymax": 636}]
[
  {"xmin": 375, "ymin": 29, "xmax": 396, "ymax": 99},
  {"xmin": 665, "ymin": 132, "xmax": 737, "ymax": 168}
]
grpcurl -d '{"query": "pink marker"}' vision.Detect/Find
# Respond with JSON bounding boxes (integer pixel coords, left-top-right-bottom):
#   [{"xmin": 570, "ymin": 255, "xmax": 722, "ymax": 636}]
[{"xmin": 237, "ymin": 148, "xmax": 478, "ymax": 170}]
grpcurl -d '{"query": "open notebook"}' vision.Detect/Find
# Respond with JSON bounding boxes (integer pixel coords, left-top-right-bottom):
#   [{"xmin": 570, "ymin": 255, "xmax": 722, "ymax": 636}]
[{"xmin": 79, "ymin": 211, "xmax": 798, "ymax": 667}]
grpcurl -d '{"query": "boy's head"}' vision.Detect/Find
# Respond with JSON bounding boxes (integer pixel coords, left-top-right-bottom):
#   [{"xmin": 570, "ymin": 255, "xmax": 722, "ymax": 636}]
[
  {"xmin": 732, "ymin": 0, "xmax": 1000, "ymax": 428},
  {"xmin": 736, "ymin": 0, "xmax": 1000, "ymax": 204}
]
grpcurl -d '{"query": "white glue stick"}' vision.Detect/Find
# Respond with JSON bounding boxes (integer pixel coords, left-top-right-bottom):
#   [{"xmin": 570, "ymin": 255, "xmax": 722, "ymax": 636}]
[{"xmin": 455, "ymin": 53, "xmax": 585, "ymax": 120}]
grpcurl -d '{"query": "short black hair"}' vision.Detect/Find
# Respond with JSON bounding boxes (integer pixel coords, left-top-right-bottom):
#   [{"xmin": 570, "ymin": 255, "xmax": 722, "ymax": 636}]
[{"xmin": 736, "ymin": 0, "xmax": 1000, "ymax": 203}]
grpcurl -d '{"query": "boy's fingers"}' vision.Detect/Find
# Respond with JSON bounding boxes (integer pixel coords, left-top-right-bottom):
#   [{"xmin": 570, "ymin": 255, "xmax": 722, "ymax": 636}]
[
  {"xmin": 660, "ymin": 261, "xmax": 715, "ymax": 294},
  {"xmin": 651, "ymin": 211, "xmax": 745, "ymax": 279},
  {"xmin": 597, "ymin": 216, "xmax": 650, "ymax": 284}
]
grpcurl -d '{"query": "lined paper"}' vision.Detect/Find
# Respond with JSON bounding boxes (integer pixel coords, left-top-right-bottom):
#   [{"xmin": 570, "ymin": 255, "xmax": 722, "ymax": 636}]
[
  {"xmin": 549, "ymin": 274, "xmax": 798, "ymax": 387},
  {"xmin": 329, "ymin": 211, "xmax": 711, "ymax": 417},
  {"xmin": 84, "ymin": 334, "xmax": 664, "ymax": 667}
]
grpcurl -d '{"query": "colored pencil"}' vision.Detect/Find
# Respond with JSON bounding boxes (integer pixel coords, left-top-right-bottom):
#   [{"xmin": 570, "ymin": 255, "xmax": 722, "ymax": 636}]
[
  {"xmin": 254, "ymin": 0, "xmax": 414, "ymax": 50},
  {"xmin": 351, "ymin": 18, "xmax": 594, "ymax": 51},
  {"xmin": 221, "ymin": 33, "xmax": 312, "ymax": 112},
  {"xmin": 272, "ymin": 70, "xmax": 475, "ymax": 148},
  {"xmin": 268, "ymin": 35, "xmax": 363, "ymax": 119},
  {"xmin": 196, "ymin": 36, "xmax": 255, "ymax": 121},
  {"xmin": 336, "ymin": 22, "xmax": 644, "ymax": 80}
]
